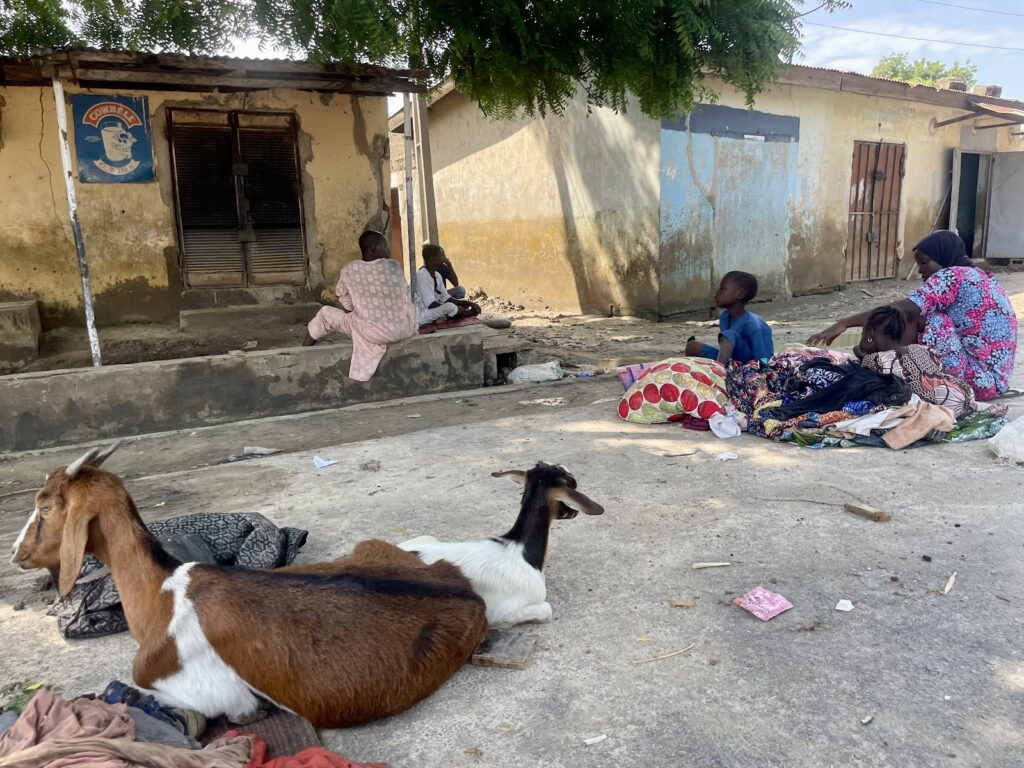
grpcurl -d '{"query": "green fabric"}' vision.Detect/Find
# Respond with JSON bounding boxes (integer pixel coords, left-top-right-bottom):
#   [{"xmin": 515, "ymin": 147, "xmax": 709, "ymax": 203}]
[
  {"xmin": 780, "ymin": 411, "xmax": 1006, "ymax": 449},
  {"xmin": 944, "ymin": 412, "xmax": 1006, "ymax": 442}
]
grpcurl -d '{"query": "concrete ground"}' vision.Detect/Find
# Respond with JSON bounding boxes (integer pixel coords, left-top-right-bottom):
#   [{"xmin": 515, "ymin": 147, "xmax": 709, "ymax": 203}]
[{"xmin": 2, "ymin": 277, "xmax": 1024, "ymax": 767}]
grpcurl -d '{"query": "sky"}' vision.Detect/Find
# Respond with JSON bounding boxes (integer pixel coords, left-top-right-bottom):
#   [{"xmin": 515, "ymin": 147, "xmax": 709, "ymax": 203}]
[{"xmin": 798, "ymin": 0, "xmax": 1024, "ymax": 100}]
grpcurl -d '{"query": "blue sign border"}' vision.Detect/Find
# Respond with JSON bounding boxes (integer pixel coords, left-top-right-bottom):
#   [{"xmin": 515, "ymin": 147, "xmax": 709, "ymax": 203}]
[{"xmin": 72, "ymin": 94, "xmax": 155, "ymax": 183}]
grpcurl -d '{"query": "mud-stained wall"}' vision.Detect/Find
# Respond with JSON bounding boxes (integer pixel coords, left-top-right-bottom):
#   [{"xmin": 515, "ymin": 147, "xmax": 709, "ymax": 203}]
[
  {"xmin": 658, "ymin": 81, "xmax": 1014, "ymax": 314},
  {"xmin": 404, "ymin": 80, "xmax": 1021, "ymax": 318},
  {"xmin": 425, "ymin": 91, "xmax": 661, "ymax": 317},
  {"xmin": 0, "ymin": 86, "xmax": 389, "ymax": 328},
  {"xmin": 660, "ymin": 105, "xmax": 800, "ymax": 314}
]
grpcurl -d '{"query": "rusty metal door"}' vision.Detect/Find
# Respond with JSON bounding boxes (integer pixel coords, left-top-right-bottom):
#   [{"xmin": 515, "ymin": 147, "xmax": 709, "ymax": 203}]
[{"xmin": 846, "ymin": 141, "xmax": 905, "ymax": 282}]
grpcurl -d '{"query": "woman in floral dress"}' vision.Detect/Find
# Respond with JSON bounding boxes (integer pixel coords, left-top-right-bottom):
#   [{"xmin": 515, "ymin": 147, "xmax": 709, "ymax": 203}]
[{"xmin": 809, "ymin": 230, "xmax": 1017, "ymax": 400}]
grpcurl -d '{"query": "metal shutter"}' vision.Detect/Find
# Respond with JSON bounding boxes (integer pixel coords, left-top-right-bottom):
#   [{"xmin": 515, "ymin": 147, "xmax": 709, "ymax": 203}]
[
  {"xmin": 169, "ymin": 112, "xmax": 307, "ymax": 288},
  {"xmin": 171, "ymin": 126, "xmax": 246, "ymax": 288},
  {"xmin": 239, "ymin": 127, "xmax": 306, "ymax": 285}
]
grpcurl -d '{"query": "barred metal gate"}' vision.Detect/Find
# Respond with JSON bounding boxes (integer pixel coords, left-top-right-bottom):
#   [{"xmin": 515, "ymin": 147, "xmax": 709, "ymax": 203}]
[{"xmin": 846, "ymin": 141, "xmax": 905, "ymax": 282}]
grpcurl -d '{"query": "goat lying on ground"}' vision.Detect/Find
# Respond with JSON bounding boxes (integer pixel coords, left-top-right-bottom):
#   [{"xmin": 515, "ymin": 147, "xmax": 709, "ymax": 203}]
[
  {"xmin": 400, "ymin": 463, "xmax": 604, "ymax": 625},
  {"xmin": 10, "ymin": 443, "xmax": 488, "ymax": 728}
]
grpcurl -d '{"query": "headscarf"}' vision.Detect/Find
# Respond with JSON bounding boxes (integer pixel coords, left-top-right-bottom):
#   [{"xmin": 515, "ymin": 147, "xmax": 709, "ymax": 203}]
[{"xmin": 913, "ymin": 230, "xmax": 972, "ymax": 269}]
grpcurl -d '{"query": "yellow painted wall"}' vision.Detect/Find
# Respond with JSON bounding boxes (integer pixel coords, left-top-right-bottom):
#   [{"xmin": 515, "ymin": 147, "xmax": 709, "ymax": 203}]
[
  {"xmin": 0, "ymin": 85, "xmax": 389, "ymax": 327},
  {"xmin": 426, "ymin": 91, "xmax": 661, "ymax": 317},
  {"xmin": 413, "ymin": 80, "xmax": 1021, "ymax": 317}
]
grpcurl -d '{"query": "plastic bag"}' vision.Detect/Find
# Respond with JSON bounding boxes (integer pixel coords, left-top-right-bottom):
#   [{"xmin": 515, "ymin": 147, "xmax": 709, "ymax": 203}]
[
  {"xmin": 988, "ymin": 414, "xmax": 1024, "ymax": 463},
  {"xmin": 507, "ymin": 361, "xmax": 564, "ymax": 384},
  {"xmin": 709, "ymin": 412, "xmax": 741, "ymax": 439}
]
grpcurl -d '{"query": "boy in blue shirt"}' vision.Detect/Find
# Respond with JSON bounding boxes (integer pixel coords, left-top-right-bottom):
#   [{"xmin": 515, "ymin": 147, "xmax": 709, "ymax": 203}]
[{"xmin": 685, "ymin": 271, "xmax": 774, "ymax": 364}]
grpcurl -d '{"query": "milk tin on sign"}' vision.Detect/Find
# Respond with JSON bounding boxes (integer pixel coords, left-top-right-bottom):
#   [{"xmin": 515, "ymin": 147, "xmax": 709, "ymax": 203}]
[{"xmin": 71, "ymin": 95, "xmax": 155, "ymax": 183}]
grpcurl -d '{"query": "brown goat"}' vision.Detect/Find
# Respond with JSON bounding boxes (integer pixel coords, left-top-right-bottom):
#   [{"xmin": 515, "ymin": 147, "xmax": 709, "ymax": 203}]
[{"xmin": 10, "ymin": 444, "xmax": 488, "ymax": 727}]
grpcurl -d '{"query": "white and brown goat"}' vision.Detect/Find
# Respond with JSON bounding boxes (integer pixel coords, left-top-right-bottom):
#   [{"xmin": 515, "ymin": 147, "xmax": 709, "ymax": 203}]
[
  {"xmin": 399, "ymin": 463, "xmax": 603, "ymax": 625},
  {"xmin": 10, "ymin": 443, "xmax": 488, "ymax": 728}
]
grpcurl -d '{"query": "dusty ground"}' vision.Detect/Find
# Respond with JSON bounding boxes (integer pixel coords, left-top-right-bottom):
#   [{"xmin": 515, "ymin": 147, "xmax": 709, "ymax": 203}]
[
  {"xmin": 18, "ymin": 269, "xmax": 1024, "ymax": 375},
  {"xmin": 504, "ymin": 270, "xmax": 1024, "ymax": 373},
  {"xmin": 1, "ymin": 276, "xmax": 1023, "ymax": 767},
  {"xmin": 1, "ymin": 383, "xmax": 1023, "ymax": 767}
]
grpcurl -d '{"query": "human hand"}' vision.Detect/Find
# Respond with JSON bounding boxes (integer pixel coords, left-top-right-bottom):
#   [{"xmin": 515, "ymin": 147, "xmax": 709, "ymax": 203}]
[{"xmin": 807, "ymin": 323, "xmax": 845, "ymax": 347}]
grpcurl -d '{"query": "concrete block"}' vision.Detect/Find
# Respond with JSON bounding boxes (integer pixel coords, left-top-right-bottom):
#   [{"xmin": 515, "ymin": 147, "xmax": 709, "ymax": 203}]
[
  {"xmin": 0, "ymin": 300, "xmax": 42, "ymax": 373},
  {"xmin": 179, "ymin": 303, "xmax": 323, "ymax": 332},
  {"xmin": 0, "ymin": 327, "xmax": 485, "ymax": 451}
]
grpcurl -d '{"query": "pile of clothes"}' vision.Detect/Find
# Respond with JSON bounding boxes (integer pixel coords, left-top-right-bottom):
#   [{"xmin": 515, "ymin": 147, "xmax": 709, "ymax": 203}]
[
  {"xmin": 725, "ymin": 347, "xmax": 1006, "ymax": 449},
  {"xmin": 0, "ymin": 685, "xmax": 384, "ymax": 768}
]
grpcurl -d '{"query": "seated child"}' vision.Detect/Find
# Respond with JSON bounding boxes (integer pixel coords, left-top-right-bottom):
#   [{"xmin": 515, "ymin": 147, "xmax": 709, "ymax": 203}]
[
  {"xmin": 855, "ymin": 305, "xmax": 976, "ymax": 418},
  {"xmin": 436, "ymin": 250, "xmax": 466, "ymax": 299},
  {"xmin": 685, "ymin": 271, "xmax": 774, "ymax": 365},
  {"xmin": 415, "ymin": 243, "xmax": 481, "ymax": 326}
]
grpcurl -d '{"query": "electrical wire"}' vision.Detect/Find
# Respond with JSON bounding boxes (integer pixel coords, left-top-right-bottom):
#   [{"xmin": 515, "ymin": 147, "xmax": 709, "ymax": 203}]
[
  {"xmin": 913, "ymin": 0, "xmax": 1024, "ymax": 18},
  {"xmin": 803, "ymin": 21, "xmax": 1024, "ymax": 51}
]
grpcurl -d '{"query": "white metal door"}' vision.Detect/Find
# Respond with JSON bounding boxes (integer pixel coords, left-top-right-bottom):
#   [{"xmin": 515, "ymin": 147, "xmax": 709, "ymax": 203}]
[{"xmin": 986, "ymin": 152, "xmax": 1024, "ymax": 260}]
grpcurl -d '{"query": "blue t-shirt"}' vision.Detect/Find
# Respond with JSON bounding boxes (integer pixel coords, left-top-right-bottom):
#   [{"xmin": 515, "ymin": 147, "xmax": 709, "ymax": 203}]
[{"xmin": 719, "ymin": 309, "xmax": 774, "ymax": 363}]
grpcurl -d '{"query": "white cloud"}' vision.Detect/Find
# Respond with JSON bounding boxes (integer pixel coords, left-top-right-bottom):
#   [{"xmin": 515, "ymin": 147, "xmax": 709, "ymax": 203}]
[{"xmin": 799, "ymin": 14, "xmax": 1021, "ymax": 74}]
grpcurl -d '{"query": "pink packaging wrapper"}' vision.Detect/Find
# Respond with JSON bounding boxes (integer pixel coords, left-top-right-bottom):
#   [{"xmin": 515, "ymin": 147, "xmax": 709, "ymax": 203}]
[
  {"xmin": 616, "ymin": 362, "xmax": 657, "ymax": 391},
  {"xmin": 733, "ymin": 585, "xmax": 793, "ymax": 622}
]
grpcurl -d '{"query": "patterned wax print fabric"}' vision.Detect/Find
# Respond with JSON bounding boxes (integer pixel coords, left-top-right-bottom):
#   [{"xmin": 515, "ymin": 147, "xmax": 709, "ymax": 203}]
[
  {"xmin": 861, "ymin": 345, "xmax": 977, "ymax": 419},
  {"xmin": 907, "ymin": 266, "xmax": 1017, "ymax": 401},
  {"xmin": 617, "ymin": 358, "xmax": 729, "ymax": 424}
]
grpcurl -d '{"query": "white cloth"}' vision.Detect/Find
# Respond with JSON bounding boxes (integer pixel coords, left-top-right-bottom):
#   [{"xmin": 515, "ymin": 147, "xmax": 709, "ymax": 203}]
[
  {"xmin": 832, "ymin": 395, "xmax": 922, "ymax": 437},
  {"xmin": 417, "ymin": 302, "xmax": 458, "ymax": 326},
  {"xmin": 415, "ymin": 268, "xmax": 451, "ymax": 316}
]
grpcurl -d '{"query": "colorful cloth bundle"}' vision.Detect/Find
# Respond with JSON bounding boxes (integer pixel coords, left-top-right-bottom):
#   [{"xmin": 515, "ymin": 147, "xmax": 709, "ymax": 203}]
[{"xmin": 617, "ymin": 357, "xmax": 729, "ymax": 424}]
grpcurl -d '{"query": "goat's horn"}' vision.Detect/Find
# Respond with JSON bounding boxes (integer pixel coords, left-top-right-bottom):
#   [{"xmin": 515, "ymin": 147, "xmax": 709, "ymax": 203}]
[
  {"xmin": 491, "ymin": 470, "xmax": 527, "ymax": 485},
  {"xmin": 65, "ymin": 447, "xmax": 102, "ymax": 478},
  {"xmin": 89, "ymin": 440, "xmax": 123, "ymax": 468},
  {"xmin": 551, "ymin": 487, "xmax": 605, "ymax": 516}
]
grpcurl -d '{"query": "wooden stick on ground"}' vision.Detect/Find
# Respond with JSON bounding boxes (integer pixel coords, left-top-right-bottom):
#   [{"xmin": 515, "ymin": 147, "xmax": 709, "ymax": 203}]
[
  {"xmin": 843, "ymin": 502, "xmax": 891, "ymax": 523},
  {"xmin": 634, "ymin": 643, "xmax": 697, "ymax": 665}
]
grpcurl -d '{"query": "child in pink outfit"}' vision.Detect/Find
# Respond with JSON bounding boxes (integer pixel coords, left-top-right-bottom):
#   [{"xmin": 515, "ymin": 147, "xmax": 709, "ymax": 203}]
[{"xmin": 304, "ymin": 231, "xmax": 416, "ymax": 382}]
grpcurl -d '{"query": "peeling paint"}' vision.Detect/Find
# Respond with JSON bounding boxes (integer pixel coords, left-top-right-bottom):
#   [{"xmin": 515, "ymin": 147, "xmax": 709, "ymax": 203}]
[{"xmin": 1, "ymin": 86, "xmax": 389, "ymax": 327}]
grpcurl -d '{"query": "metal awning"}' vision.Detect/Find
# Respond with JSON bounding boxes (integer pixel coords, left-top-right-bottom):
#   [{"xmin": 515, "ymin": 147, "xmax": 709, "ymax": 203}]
[
  {"xmin": 934, "ymin": 99, "xmax": 1024, "ymax": 130},
  {"xmin": 0, "ymin": 49, "xmax": 426, "ymax": 95}
]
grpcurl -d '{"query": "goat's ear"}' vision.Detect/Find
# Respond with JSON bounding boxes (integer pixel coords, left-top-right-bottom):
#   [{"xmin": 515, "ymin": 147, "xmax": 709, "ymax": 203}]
[
  {"xmin": 58, "ymin": 492, "xmax": 95, "ymax": 596},
  {"xmin": 491, "ymin": 470, "xmax": 527, "ymax": 486},
  {"xmin": 550, "ymin": 487, "xmax": 604, "ymax": 516}
]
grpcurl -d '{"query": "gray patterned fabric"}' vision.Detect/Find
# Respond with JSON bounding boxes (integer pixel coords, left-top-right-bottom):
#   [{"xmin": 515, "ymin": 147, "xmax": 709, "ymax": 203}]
[{"xmin": 50, "ymin": 513, "xmax": 308, "ymax": 639}]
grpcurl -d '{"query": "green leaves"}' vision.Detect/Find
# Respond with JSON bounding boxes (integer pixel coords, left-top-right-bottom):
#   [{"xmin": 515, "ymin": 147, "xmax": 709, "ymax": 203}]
[
  {"xmin": 1, "ymin": 0, "xmax": 830, "ymax": 119},
  {"xmin": 871, "ymin": 52, "xmax": 978, "ymax": 90}
]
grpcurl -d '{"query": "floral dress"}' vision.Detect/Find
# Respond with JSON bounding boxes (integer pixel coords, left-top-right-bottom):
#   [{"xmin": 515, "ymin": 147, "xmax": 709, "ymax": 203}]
[{"xmin": 907, "ymin": 266, "xmax": 1017, "ymax": 401}]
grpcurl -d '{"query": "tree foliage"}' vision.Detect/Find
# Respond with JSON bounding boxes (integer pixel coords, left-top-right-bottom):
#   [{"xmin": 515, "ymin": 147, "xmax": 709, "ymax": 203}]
[
  {"xmin": 871, "ymin": 52, "xmax": 977, "ymax": 89},
  {"xmin": 1, "ymin": 0, "xmax": 846, "ymax": 118}
]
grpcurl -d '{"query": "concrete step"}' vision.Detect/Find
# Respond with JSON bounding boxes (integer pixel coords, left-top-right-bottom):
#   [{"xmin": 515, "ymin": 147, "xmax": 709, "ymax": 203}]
[
  {"xmin": 179, "ymin": 303, "xmax": 322, "ymax": 332},
  {"xmin": 0, "ymin": 326, "xmax": 486, "ymax": 451}
]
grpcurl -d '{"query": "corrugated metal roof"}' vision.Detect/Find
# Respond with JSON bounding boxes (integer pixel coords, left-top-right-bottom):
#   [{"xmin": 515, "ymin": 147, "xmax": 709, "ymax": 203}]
[{"xmin": 0, "ymin": 48, "xmax": 427, "ymax": 95}]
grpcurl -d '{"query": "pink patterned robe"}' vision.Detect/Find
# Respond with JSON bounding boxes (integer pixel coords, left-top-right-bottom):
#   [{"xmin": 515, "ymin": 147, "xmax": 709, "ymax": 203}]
[{"xmin": 307, "ymin": 259, "xmax": 417, "ymax": 382}]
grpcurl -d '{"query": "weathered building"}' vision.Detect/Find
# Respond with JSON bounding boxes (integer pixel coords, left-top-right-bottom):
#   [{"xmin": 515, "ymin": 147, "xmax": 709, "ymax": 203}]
[
  {"xmin": 392, "ymin": 66, "xmax": 1024, "ymax": 317},
  {"xmin": 0, "ymin": 50, "xmax": 422, "ymax": 329}
]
